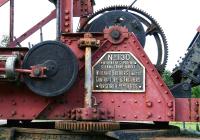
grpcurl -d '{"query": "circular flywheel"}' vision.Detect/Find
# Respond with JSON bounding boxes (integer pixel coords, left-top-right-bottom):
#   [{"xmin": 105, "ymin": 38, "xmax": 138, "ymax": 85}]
[
  {"xmin": 79, "ymin": 6, "xmax": 168, "ymax": 73},
  {"xmin": 23, "ymin": 41, "xmax": 78, "ymax": 97}
]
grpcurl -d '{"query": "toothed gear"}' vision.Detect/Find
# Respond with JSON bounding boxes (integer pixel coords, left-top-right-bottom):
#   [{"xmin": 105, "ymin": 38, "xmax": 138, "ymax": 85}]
[
  {"xmin": 78, "ymin": 6, "xmax": 168, "ymax": 73},
  {"xmin": 55, "ymin": 121, "xmax": 120, "ymax": 132}
]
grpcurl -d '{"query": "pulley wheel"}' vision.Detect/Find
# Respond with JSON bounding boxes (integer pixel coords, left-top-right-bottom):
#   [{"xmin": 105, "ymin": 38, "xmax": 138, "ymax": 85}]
[
  {"xmin": 22, "ymin": 41, "xmax": 78, "ymax": 97},
  {"xmin": 81, "ymin": 10, "xmax": 146, "ymax": 47}
]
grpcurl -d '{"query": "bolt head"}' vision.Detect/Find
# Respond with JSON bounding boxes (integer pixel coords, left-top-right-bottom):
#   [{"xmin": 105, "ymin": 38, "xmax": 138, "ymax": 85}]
[{"xmin": 110, "ymin": 30, "xmax": 121, "ymax": 40}]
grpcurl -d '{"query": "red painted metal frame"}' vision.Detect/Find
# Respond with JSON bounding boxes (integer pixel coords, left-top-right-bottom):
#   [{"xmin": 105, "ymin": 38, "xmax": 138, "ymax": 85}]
[
  {"xmin": 1, "ymin": 0, "xmax": 94, "ymax": 47},
  {"xmin": 9, "ymin": 10, "xmax": 56, "ymax": 47},
  {"xmin": 0, "ymin": 26, "xmax": 198, "ymax": 122},
  {"xmin": 197, "ymin": 26, "xmax": 200, "ymax": 32},
  {"xmin": 9, "ymin": 0, "xmax": 14, "ymax": 42},
  {"xmin": 0, "ymin": 0, "xmax": 199, "ymax": 123},
  {"xmin": 0, "ymin": 0, "xmax": 9, "ymax": 7}
]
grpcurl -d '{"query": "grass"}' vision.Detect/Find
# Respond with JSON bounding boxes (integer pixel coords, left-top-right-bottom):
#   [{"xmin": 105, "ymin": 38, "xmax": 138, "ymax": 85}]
[{"xmin": 170, "ymin": 122, "xmax": 200, "ymax": 131}]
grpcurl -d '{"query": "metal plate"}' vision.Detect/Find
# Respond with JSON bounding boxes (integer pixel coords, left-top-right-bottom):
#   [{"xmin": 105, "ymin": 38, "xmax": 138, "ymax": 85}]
[{"xmin": 92, "ymin": 52, "xmax": 145, "ymax": 92}]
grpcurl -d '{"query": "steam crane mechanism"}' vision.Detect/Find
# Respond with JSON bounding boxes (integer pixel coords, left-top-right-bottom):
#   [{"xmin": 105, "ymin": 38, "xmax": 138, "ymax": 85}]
[{"xmin": 0, "ymin": 0, "xmax": 199, "ymax": 139}]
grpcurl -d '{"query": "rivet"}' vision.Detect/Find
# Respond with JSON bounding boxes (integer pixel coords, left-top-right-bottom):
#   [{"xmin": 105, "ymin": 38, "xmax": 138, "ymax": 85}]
[
  {"xmin": 147, "ymin": 112, "xmax": 152, "ymax": 118},
  {"xmin": 141, "ymin": 54, "xmax": 145, "ymax": 57},
  {"xmin": 122, "ymin": 100, "xmax": 126, "ymax": 103},
  {"xmin": 160, "ymin": 83, "xmax": 164, "ymax": 87},
  {"xmin": 155, "ymin": 76, "xmax": 159, "ymax": 79},
  {"xmin": 11, "ymin": 111, "xmax": 16, "ymax": 116},
  {"xmin": 65, "ymin": 23, "xmax": 69, "ymax": 26},
  {"xmin": 158, "ymin": 116, "xmax": 162, "ymax": 119},
  {"xmin": 65, "ymin": 16, "xmax": 70, "ymax": 20},
  {"xmin": 195, "ymin": 115, "xmax": 199, "ymax": 120},
  {"xmin": 12, "ymin": 102, "xmax": 16, "ymax": 105},
  {"xmin": 65, "ymin": 10, "xmax": 69, "ymax": 14},
  {"xmin": 111, "ymin": 99, "xmax": 114, "ymax": 103},
  {"xmin": 122, "ymin": 115, "xmax": 126, "ymax": 118},
  {"xmin": 92, "ymin": 109, "xmax": 97, "ymax": 113},
  {"xmin": 134, "ymin": 115, "xmax": 137, "ymax": 118},
  {"xmin": 167, "ymin": 102, "xmax": 173, "ymax": 108},
  {"xmin": 146, "ymin": 101, "xmax": 153, "ymax": 107},
  {"xmin": 65, "ymin": 29, "xmax": 70, "ymax": 32},
  {"xmin": 157, "ymin": 100, "xmax": 161, "ymax": 103},
  {"xmin": 146, "ymin": 61, "xmax": 149, "ymax": 64},
  {"xmin": 151, "ymin": 69, "xmax": 154, "ymax": 72},
  {"xmin": 164, "ymin": 91, "xmax": 168, "ymax": 94},
  {"xmin": 134, "ymin": 100, "xmax": 138, "ymax": 103},
  {"xmin": 0, "ymin": 114, "xmax": 2, "ymax": 117},
  {"xmin": 137, "ymin": 47, "xmax": 140, "ymax": 50},
  {"xmin": 167, "ymin": 112, "xmax": 172, "ymax": 117}
]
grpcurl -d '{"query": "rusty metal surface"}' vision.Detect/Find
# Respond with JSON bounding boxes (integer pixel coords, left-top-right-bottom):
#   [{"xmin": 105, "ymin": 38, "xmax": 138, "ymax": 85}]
[
  {"xmin": 55, "ymin": 121, "xmax": 120, "ymax": 132},
  {"xmin": 79, "ymin": 33, "xmax": 100, "ymax": 108},
  {"xmin": 0, "ymin": 26, "xmax": 176, "ymax": 122},
  {"xmin": 0, "ymin": 0, "xmax": 199, "ymax": 124}
]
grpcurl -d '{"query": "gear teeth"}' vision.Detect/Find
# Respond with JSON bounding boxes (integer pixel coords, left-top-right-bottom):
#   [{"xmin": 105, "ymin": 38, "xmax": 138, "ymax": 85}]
[
  {"xmin": 55, "ymin": 121, "xmax": 120, "ymax": 132},
  {"xmin": 78, "ymin": 5, "xmax": 168, "ymax": 73}
]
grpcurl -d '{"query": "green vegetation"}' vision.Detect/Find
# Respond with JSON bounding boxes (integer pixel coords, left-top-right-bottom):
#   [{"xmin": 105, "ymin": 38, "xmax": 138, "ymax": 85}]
[
  {"xmin": 162, "ymin": 70, "xmax": 174, "ymax": 87},
  {"xmin": 162, "ymin": 69, "xmax": 200, "ymax": 98},
  {"xmin": 170, "ymin": 122, "xmax": 200, "ymax": 131},
  {"xmin": 0, "ymin": 35, "xmax": 9, "ymax": 47},
  {"xmin": 192, "ymin": 86, "xmax": 200, "ymax": 98}
]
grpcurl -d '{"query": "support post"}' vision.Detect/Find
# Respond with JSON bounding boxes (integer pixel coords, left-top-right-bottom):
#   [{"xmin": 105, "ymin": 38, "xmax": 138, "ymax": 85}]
[
  {"xmin": 56, "ymin": 0, "xmax": 61, "ymax": 40},
  {"xmin": 84, "ymin": 46, "xmax": 92, "ymax": 107},
  {"xmin": 9, "ymin": 0, "xmax": 14, "ymax": 43}
]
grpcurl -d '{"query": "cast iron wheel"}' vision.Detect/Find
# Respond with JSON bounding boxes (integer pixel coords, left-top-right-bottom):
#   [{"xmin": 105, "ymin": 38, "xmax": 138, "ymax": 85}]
[
  {"xmin": 22, "ymin": 41, "xmax": 78, "ymax": 97},
  {"xmin": 79, "ymin": 6, "xmax": 168, "ymax": 73}
]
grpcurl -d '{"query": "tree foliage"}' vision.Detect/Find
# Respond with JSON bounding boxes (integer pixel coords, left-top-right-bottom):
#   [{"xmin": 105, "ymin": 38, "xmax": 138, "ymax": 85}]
[
  {"xmin": 0, "ymin": 35, "xmax": 9, "ymax": 47},
  {"xmin": 192, "ymin": 86, "xmax": 200, "ymax": 98},
  {"xmin": 162, "ymin": 70, "xmax": 174, "ymax": 87}
]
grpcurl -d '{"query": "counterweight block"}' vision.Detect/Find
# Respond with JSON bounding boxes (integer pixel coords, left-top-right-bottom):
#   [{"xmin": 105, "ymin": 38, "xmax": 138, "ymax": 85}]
[{"xmin": 22, "ymin": 41, "xmax": 78, "ymax": 97}]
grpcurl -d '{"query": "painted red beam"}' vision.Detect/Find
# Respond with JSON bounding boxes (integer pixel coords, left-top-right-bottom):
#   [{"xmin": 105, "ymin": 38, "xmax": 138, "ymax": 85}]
[
  {"xmin": 9, "ymin": 9, "xmax": 56, "ymax": 47},
  {"xmin": 0, "ymin": 0, "xmax": 9, "ymax": 7},
  {"xmin": 175, "ymin": 98, "xmax": 200, "ymax": 122},
  {"xmin": 197, "ymin": 25, "xmax": 200, "ymax": 32}
]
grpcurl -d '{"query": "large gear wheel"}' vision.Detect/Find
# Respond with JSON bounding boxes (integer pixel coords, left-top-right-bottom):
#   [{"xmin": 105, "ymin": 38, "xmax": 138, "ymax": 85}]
[
  {"xmin": 55, "ymin": 121, "xmax": 120, "ymax": 132},
  {"xmin": 79, "ymin": 6, "xmax": 168, "ymax": 73}
]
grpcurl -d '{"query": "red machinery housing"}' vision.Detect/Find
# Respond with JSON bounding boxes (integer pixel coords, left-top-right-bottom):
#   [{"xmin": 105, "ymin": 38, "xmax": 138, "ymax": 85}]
[{"xmin": 0, "ymin": 0, "xmax": 199, "ymax": 126}]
